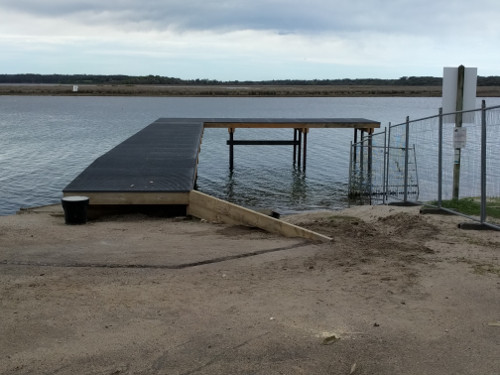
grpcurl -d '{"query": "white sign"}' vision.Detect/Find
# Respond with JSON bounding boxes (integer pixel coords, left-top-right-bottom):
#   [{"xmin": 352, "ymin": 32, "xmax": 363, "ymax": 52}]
[
  {"xmin": 442, "ymin": 67, "xmax": 477, "ymax": 124},
  {"xmin": 453, "ymin": 127, "xmax": 467, "ymax": 149}
]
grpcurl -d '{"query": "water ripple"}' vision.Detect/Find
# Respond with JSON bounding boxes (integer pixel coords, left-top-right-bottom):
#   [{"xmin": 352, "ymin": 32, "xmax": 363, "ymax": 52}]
[{"xmin": 1, "ymin": 96, "xmax": 461, "ymax": 215}]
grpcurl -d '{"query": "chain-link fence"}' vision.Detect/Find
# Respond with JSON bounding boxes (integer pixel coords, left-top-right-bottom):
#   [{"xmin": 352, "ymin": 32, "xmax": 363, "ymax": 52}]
[
  {"xmin": 348, "ymin": 129, "xmax": 387, "ymax": 205},
  {"xmin": 349, "ymin": 101, "xmax": 500, "ymax": 230}
]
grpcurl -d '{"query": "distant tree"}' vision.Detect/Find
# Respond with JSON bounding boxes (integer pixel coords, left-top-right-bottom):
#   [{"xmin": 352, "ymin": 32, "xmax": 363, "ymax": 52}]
[{"xmin": 0, "ymin": 74, "xmax": 497, "ymax": 86}]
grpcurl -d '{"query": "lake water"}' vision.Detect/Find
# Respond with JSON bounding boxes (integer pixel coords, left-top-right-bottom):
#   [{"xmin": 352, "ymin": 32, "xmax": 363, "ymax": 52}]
[{"xmin": 1, "ymin": 96, "xmax": 497, "ymax": 216}]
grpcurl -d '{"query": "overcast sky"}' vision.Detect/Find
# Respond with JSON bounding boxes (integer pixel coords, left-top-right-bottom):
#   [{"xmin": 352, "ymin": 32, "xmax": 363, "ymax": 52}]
[{"xmin": 1, "ymin": 0, "xmax": 499, "ymax": 80}]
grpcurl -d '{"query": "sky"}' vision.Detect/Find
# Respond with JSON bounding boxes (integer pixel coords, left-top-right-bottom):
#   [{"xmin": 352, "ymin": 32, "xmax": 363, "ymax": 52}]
[{"xmin": 1, "ymin": 0, "xmax": 499, "ymax": 81}]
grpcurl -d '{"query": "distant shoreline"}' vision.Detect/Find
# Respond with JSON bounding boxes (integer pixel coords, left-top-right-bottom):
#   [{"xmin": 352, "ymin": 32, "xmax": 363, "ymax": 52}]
[{"xmin": 2, "ymin": 83, "xmax": 500, "ymax": 97}]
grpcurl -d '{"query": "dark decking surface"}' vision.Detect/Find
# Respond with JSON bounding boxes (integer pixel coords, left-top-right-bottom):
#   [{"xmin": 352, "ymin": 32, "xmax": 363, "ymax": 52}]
[
  {"xmin": 63, "ymin": 117, "xmax": 379, "ymax": 196},
  {"xmin": 64, "ymin": 120, "xmax": 204, "ymax": 193}
]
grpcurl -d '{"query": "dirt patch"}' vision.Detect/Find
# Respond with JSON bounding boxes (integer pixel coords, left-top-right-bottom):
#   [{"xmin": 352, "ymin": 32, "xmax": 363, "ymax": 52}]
[
  {"xmin": 216, "ymin": 225, "xmax": 270, "ymax": 238},
  {"xmin": 1, "ymin": 205, "xmax": 499, "ymax": 375},
  {"xmin": 377, "ymin": 212, "xmax": 440, "ymax": 238},
  {"xmin": 284, "ymin": 211, "xmax": 438, "ymax": 268}
]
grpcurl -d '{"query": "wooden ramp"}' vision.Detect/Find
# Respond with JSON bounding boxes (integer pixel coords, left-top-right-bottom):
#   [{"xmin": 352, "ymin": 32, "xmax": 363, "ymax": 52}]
[{"xmin": 188, "ymin": 190, "xmax": 332, "ymax": 242}]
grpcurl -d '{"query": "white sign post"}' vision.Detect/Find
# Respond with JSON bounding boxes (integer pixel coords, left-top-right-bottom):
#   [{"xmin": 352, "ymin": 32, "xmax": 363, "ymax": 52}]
[
  {"xmin": 443, "ymin": 66, "xmax": 477, "ymax": 124},
  {"xmin": 442, "ymin": 66, "xmax": 477, "ymax": 200}
]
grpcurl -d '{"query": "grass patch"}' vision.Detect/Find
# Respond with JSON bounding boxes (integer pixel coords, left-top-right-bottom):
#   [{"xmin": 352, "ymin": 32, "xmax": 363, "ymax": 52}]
[
  {"xmin": 472, "ymin": 264, "xmax": 500, "ymax": 277},
  {"xmin": 327, "ymin": 215, "xmax": 361, "ymax": 225},
  {"xmin": 428, "ymin": 197, "xmax": 500, "ymax": 219},
  {"xmin": 457, "ymin": 257, "xmax": 500, "ymax": 277}
]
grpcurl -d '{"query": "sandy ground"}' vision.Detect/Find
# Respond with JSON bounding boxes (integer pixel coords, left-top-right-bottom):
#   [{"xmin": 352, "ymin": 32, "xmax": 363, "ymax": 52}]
[{"xmin": 0, "ymin": 204, "xmax": 499, "ymax": 375}]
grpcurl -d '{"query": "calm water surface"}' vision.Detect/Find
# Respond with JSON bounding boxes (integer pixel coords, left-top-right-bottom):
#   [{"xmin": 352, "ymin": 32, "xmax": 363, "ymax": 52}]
[{"xmin": 2, "ymin": 96, "xmax": 492, "ymax": 216}]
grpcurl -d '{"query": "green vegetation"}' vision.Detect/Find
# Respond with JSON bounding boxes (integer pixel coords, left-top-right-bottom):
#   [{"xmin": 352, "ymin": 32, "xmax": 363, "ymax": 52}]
[
  {"xmin": 472, "ymin": 263, "xmax": 500, "ymax": 277},
  {"xmin": 457, "ymin": 257, "xmax": 500, "ymax": 277},
  {"xmin": 429, "ymin": 197, "xmax": 500, "ymax": 219},
  {"xmin": 1, "ymin": 73, "xmax": 500, "ymax": 86},
  {"xmin": 327, "ymin": 215, "xmax": 361, "ymax": 224},
  {"xmin": 3, "ymin": 74, "xmax": 500, "ymax": 97}
]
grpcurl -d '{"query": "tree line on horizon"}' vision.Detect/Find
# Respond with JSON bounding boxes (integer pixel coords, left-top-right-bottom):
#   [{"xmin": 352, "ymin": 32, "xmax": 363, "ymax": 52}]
[{"xmin": 1, "ymin": 73, "xmax": 500, "ymax": 86}]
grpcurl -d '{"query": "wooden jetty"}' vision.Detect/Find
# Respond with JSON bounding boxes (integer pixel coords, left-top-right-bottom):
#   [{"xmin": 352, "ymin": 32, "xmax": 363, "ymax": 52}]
[{"xmin": 63, "ymin": 117, "xmax": 379, "ymax": 240}]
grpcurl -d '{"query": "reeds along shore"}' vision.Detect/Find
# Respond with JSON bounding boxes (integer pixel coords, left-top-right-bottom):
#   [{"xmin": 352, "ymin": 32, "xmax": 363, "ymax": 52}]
[{"xmin": 2, "ymin": 84, "xmax": 500, "ymax": 97}]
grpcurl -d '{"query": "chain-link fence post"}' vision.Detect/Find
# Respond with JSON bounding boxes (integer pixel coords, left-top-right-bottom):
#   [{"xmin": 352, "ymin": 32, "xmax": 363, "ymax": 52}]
[
  {"xmin": 367, "ymin": 131, "xmax": 373, "ymax": 204},
  {"xmin": 438, "ymin": 108, "xmax": 443, "ymax": 208},
  {"xmin": 404, "ymin": 116, "xmax": 410, "ymax": 203},
  {"xmin": 480, "ymin": 100, "xmax": 487, "ymax": 223},
  {"xmin": 382, "ymin": 127, "xmax": 387, "ymax": 204},
  {"xmin": 385, "ymin": 123, "xmax": 392, "ymax": 202}
]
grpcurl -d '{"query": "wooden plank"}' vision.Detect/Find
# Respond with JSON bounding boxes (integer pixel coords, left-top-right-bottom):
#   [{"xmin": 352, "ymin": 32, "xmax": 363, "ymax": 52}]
[
  {"xmin": 227, "ymin": 140, "xmax": 298, "ymax": 146},
  {"xmin": 205, "ymin": 122, "xmax": 379, "ymax": 129},
  {"xmin": 63, "ymin": 192, "xmax": 190, "ymax": 205},
  {"xmin": 200, "ymin": 118, "xmax": 380, "ymax": 129},
  {"xmin": 187, "ymin": 190, "xmax": 332, "ymax": 242}
]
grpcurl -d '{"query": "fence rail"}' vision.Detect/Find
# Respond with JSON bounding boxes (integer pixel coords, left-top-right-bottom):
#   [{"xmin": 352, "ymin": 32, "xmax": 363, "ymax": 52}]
[{"xmin": 349, "ymin": 101, "xmax": 500, "ymax": 230}]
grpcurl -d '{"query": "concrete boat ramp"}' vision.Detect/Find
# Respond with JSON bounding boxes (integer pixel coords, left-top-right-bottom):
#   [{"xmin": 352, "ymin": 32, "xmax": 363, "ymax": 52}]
[{"xmin": 63, "ymin": 117, "xmax": 380, "ymax": 241}]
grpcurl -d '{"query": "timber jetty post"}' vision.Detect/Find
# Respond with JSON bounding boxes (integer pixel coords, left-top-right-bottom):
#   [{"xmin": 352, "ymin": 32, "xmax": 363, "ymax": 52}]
[{"xmin": 227, "ymin": 127, "xmax": 310, "ymax": 171}]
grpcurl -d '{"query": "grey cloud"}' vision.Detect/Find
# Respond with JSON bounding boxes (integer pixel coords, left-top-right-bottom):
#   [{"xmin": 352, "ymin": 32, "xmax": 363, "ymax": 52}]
[
  {"xmin": 1, "ymin": 0, "xmax": 495, "ymax": 36},
  {"xmin": 0, "ymin": 0, "xmax": 406, "ymax": 31}
]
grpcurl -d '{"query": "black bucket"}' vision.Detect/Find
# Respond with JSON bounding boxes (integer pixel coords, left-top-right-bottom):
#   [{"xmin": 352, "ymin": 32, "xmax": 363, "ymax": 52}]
[{"xmin": 61, "ymin": 196, "xmax": 89, "ymax": 225}]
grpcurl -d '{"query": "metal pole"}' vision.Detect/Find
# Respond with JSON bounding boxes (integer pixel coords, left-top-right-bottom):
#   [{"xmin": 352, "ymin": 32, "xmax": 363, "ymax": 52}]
[
  {"xmin": 404, "ymin": 116, "xmax": 410, "ymax": 203},
  {"xmin": 367, "ymin": 130, "xmax": 373, "ymax": 204},
  {"xmin": 452, "ymin": 65, "xmax": 465, "ymax": 200},
  {"xmin": 480, "ymin": 100, "xmax": 487, "ymax": 223},
  {"xmin": 382, "ymin": 127, "xmax": 387, "ymax": 204},
  {"xmin": 359, "ymin": 130, "xmax": 364, "ymax": 192},
  {"xmin": 348, "ymin": 140, "xmax": 353, "ymax": 198},
  {"xmin": 353, "ymin": 128, "xmax": 358, "ymax": 164},
  {"xmin": 438, "ymin": 108, "xmax": 443, "ymax": 207},
  {"xmin": 386, "ymin": 123, "xmax": 391, "ymax": 202}
]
